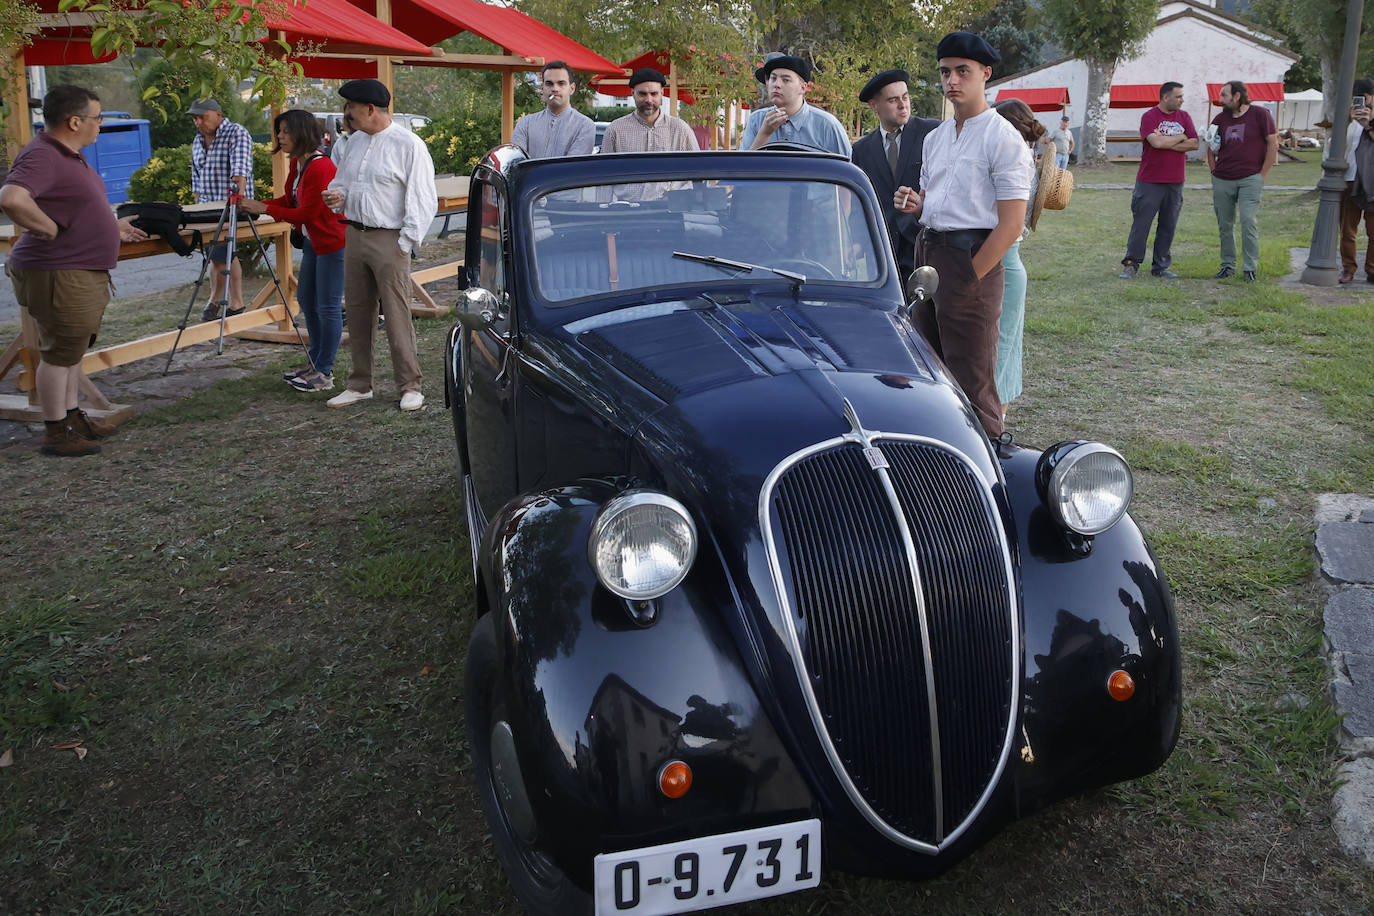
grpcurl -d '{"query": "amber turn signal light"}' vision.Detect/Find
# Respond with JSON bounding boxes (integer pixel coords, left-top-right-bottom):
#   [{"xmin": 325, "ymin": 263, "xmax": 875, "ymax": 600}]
[
  {"xmin": 659, "ymin": 760, "xmax": 692, "ymax": 798},
  {"xmin": 1107, "ymin": 669, "xmax": 1135, "ymax": 702}
]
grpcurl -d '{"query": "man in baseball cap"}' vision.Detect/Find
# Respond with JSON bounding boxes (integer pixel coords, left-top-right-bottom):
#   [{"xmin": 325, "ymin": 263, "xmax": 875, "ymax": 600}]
[
  {"xmin": 738, "ymin": 53, "xmax": 850, "ymax": 155},
  {"xmin": 187, "ymin": 96, "xmax": 254, "ymax": 321}
]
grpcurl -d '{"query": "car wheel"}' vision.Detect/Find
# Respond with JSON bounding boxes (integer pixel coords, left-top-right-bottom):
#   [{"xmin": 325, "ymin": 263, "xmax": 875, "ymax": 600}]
[{"xmin": 466, "ymin": 614, "xmax": 593, "ymax": 916}]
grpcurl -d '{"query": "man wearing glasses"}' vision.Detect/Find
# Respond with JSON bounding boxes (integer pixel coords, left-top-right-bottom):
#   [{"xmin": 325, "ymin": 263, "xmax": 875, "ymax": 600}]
[
  {"xmin": 188, "ymin": 98, "xmax": 254, "ymax": 320},
  {"xmin": 1, "ymin": 85, "xmax": 147, "ymax": 456}
]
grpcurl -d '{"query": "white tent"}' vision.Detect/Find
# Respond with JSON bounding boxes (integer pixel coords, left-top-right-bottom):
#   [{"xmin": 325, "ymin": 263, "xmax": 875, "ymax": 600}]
[{"xmin": 1281, "ymin": 89, "xmax": 1324, "ymax": 130}]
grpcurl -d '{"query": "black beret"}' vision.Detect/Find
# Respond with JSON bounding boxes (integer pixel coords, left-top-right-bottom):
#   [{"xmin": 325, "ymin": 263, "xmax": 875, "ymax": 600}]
[
  {"xmin": 859, "ymin": 68, "xmax": 910, "ymax": 103},
  {"xmin": 936, "ymin": 32, "xmax": 1001, "ymax": 67},
  {"xmin": 754, "ymin": 54, "xmax": 813, "ymax": 84},
  {"xmin": 629, "ymin": 67, "xmax": 667, "ymax": 88},
  {"xmin": 339, "ymin": 78, "xmax": 391, "ymax": 108}
]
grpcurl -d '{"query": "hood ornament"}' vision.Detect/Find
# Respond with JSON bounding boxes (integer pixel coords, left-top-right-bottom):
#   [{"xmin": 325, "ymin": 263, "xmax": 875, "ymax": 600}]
[{"xmin": 842, "ymin": 398, "xmax": 887, "ymax": 470}]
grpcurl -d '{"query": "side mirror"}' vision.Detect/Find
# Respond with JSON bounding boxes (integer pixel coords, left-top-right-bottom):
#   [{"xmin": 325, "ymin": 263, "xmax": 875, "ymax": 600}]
[
  {"xmin": 456, "ymin": 287, "xmax": 498, "ymax": 331},
  {"xmin": 905, "ymin": 265, "xmax": 939, "ymax": 306}
]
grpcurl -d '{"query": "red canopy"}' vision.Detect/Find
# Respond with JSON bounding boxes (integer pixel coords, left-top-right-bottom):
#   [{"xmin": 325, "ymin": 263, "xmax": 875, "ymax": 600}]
[
  {"xmin": 330, "ymin": 0, "xmax": 621, "ymax": 75},
  {"xmin": 589, "ymin": 50, "xmax": 699, "ymax": 105},
  {"xmin": 1110, "ymin": 84, "xmax": 1161, "ymax": 108},
  {"xmin": 262, "ymin": 0, "xmax": 432, "ymax": 57},
  {"xmin": 23, "ymin": 0, "xmax": 431, "ymax": 60},
  {"xmin": 1206, "ymin": 82, "xmax": 1284, "ymax": 103},
  {"xmin": 993, "ymin": 87, "xmax": 1069, "ymax": 112}
]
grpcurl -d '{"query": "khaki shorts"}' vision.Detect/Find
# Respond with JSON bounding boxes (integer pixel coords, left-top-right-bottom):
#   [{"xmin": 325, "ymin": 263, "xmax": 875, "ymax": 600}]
[{"xmin": 5, "ymin": 265, "xmax": 112, "ymax": 366}]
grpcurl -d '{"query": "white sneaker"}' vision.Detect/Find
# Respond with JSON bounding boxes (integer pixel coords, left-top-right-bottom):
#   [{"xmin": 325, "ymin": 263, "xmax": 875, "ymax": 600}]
[
  {"xmin": 399, "ymin": 391, "xmax": 425, "ymax": 412},
  {"xmin": 327, "ymin": 388, "xmax": 373, "ymax": 407}
]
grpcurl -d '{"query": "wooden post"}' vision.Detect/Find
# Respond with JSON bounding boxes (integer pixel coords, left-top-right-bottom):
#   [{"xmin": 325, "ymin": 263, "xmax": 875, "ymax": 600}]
[
  {"xmin": 271, "ymin": 30, "xmax": 288, "ymax": 197},
  {"xmin": 502, "ymin": 70, "xmax": 514, "ymax": 142},
  {"xmin": 668, "ymin": 67, "xmax": 679, "ymax": 118},
  {"xmin": 3, "ymin": 46, "xmax": 31, "ymax": 165},
  {"xmin": 375, "ymin": 0, "xmax": 394, "ymax": 99}
]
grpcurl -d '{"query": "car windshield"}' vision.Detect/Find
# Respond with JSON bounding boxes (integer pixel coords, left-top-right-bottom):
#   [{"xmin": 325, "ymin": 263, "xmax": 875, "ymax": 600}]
[{"xmin": 530, "ymin": 178, "xmax": 882, "ymax": 304}]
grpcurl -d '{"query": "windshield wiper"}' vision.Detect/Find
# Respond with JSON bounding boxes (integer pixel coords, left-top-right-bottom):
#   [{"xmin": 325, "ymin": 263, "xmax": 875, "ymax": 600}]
[{"xmin": 672, "ymin": 250, "xmax": 806, "ymax": 289}]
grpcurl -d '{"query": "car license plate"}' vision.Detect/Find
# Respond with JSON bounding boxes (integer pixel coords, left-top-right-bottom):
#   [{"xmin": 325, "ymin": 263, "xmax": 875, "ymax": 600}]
[{"xmin": 593, "ymin": 819, "xmax": 820, "ymax": 915}]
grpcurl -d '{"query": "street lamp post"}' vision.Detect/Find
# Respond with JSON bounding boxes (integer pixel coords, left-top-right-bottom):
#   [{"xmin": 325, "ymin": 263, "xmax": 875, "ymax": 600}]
[{"xmin": 1302, "ymin": 0, "xmax": 1365, "ymax": 286}]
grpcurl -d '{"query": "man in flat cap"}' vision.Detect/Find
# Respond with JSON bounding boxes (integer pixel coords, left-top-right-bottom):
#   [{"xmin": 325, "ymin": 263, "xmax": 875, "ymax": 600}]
[
  {"xmin": 852, "ymin": 68, "xmax": 938, "ymax": 278},
  {"xmin": 512, "ymin": 60, "xmax": 596, "ymax": 158},
  {"xmin": 321, "ymin": 78, "xmax": 437, "ymax": 413},
  {"xmin": 188, "ymin": 97, "xmax": 254, "ymax": 321},
  {"xmin": 738, "ymin": 54, "xmax": 851, "ymax": 155},
  {"xmin": 599, "ymin": 67, "xmax": 700, "ymax": 200},
  {"xmin": 895, "ymin": 31, "xmax": 1033, "ymax": 439}
]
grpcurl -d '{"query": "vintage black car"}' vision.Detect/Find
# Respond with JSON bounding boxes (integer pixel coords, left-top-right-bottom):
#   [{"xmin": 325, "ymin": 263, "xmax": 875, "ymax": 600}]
[{"xmin": 445, "ymin": 145, "xmax": 1181, "ymax": 916}]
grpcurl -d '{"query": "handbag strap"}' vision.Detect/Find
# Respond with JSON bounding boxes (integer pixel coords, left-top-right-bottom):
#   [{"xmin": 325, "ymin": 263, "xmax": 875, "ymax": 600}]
[{"xmin": 288, "ymin": 154, "xmax": 319, "ymax": 208}]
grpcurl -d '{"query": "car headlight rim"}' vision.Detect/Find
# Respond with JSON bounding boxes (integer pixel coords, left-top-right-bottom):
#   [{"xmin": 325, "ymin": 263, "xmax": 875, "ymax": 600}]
[
  {"xmin": 589, "ymin": 490, "xmax": 698, "ymax": 600},
  {"xmin": 1038, "ymin": 441, "xmax": 1133, "ymax": 536}
]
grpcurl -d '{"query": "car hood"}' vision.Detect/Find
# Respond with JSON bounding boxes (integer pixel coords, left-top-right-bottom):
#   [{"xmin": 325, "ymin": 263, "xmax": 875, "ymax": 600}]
[{"xmin": 547, "ymin": 290, "xmax": 997, "ymax": 489}]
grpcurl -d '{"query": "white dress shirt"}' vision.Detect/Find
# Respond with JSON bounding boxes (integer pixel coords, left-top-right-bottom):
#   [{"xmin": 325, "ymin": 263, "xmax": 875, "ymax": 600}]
[
  {"xmin": 1347, "ymin": 119, "xmax": 1363, "ymax": 182},
  {"xmin": 327, "ymin": 122, "xmax": 438, "ymax": 255},
  {"xmin": 919, "ymin": 107, "xmax": 1033, "ymax": 231}
]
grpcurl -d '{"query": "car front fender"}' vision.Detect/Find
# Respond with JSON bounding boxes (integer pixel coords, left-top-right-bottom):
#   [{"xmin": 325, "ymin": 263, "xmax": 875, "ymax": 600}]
[
  {"xmin": 476, "ymin": 483, "xmax": 815, "ymax": 888},
  {"xmin": 998, "ymin": 445, "xmax": 1183, "ymax": 810}
]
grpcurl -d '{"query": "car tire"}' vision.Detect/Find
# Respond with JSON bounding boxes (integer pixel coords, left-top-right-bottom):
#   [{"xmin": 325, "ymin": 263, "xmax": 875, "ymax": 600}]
[{"xmin": 466, "ymin": 614, "xmax": 593, "ymax": 916}]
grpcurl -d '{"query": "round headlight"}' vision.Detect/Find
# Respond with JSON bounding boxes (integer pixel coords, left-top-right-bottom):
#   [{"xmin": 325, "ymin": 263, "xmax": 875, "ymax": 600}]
[
  {"xmin": 589, "ymin": 491, "xmax": 698, "ymax": 600},
  {"xmin": 1037, "ymin": 442, "xmax": 1133, "ymax": 535}
]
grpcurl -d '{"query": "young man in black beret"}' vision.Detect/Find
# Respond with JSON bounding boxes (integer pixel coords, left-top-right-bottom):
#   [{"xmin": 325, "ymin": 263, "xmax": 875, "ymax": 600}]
[
  {"xmin": 894, "ymin": 31, "xmax": 1033, "ymax": 439},
  {"xmin": 852, "ymin": 68, "xmax": 938, "ymax": 279},
  {"xmin": 738, "ymin": 55, "xmax": 851, "ymax": 155}
]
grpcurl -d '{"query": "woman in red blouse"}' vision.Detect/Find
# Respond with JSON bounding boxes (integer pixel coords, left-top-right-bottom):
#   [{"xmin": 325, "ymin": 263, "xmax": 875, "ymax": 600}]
[{"xmin": 241, "ymin": 109, "xmax": 345, "ymax": 392}]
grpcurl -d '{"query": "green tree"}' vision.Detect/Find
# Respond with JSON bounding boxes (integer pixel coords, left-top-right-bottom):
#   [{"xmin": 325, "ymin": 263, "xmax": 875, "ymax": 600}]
[
  {"xmin": 1039, "ymin": 0, "xmax": 1158, "ymax": 164},
  {"xmin": 963, "ymin": 0, "xmax": 1045, "ymax": 80},
  {"xmin": 1249, "ymin": 0, "xmax": 1374, "ymax": 127},
  {"xmin": 136, "ymin": 57, "xmax": 269, "ymax": 149}
]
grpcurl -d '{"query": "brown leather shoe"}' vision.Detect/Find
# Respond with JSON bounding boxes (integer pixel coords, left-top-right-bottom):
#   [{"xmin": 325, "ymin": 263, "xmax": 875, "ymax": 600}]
[
  {"xmin": 1340, "ymin": 269, "xmax": 1355, "ymax": 284},
  {"xmin": 70, "ymin": 408, "xmax": 118, "ymax": 440},
  {"xmin": 41, "ymin": 419, "xmax": 101, "ymax": 457}
]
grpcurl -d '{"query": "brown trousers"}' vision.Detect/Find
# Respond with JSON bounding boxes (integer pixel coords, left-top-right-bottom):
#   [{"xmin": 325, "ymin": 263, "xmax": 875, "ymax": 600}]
[
  {"xmin": 912, "ymin": 238, "xmax": 1005, "ymax": 438},
  {"xmin": 343, "ymin": 226, "xmax": 423, "ymax": 395},
  {"xmin": 1342, "ymin": 181, "xmax": 1374, "ymax": 277}
]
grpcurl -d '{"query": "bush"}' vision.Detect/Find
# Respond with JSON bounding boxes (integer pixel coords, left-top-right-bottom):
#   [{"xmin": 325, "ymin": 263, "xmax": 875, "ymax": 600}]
[
  {"xmin": 417, "ymin": 100, "xmax": 504, "ymax": 177},
  {"xmin": 128, "ymin": 142, "xmax": 275, "ymax": 204}
]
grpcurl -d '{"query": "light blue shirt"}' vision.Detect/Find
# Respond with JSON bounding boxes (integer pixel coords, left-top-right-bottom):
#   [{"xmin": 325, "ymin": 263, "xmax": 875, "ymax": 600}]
[{"xmin": 738, "ymin": 102, "xmax": 851, "ymax": 156}]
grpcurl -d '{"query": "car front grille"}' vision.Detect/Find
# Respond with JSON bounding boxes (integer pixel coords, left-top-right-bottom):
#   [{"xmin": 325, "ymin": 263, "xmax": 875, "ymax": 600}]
[{"xmin": 767, "ymin": 438, "xmax": 1015, "ymax": 848}]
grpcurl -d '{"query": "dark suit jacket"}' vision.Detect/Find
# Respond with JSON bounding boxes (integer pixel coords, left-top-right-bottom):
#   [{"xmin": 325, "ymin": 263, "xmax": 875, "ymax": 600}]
[{"xmin": 851, "ymin": 117, "xmax": 938, "ymax": 270}]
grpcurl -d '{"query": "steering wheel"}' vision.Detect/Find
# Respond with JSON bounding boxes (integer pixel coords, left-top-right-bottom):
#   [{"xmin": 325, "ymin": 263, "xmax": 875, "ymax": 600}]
[{"xmin": 770, "ymin": 258, "xmax": 835, "ymax": 279}]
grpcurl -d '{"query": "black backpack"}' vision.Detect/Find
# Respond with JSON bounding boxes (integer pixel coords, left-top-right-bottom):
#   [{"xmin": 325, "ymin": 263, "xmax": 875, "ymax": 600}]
[{"xmin": 115, "ymin": 201, "xmax": 203, "ymax": 257}]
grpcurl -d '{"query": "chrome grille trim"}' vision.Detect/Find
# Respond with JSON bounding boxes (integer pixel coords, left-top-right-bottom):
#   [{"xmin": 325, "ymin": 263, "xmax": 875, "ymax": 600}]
[{"xmin": 759, "ymin": 424, "xmax": 1018, "ymax": 854}]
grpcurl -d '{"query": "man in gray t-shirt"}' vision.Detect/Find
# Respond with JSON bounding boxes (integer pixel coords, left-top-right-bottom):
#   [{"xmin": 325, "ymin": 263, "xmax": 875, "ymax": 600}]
[{"xmin": 1047, "ymin": 115, "xmax": 1074, "ymax": 168}]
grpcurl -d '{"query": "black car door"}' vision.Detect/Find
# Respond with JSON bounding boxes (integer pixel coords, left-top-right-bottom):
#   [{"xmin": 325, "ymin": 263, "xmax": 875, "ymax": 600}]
[{"xmin": 462, "ymin": 174, "xmax": 520, "ymax": 521}]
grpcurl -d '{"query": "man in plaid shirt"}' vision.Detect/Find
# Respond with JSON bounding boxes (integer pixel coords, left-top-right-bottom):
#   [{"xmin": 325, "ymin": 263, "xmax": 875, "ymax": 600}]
[{"xmin": 188, "ymin": 98, "xmax": 254, "ymax": 320}]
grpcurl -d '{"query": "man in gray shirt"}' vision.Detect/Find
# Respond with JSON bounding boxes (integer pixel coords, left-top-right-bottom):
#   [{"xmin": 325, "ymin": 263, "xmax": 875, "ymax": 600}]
[{"xmin": 511, "ymin": 60, "xmax": 595, "ymax": 158}]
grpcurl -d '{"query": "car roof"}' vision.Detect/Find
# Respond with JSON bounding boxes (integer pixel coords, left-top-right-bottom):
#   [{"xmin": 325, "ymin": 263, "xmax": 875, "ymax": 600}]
[{"xmin": 480, "ymin": 147, "xmax": 866, "ymax": 200}]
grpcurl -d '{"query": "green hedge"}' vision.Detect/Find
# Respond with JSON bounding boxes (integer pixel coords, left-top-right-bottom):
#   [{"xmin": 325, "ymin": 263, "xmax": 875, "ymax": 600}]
[
  {"xmin": 417, "ymin": 100, "xmax": 504, "ymax": 177},
  {"xmin": 128, "ymin": 142, "xmax": 275, "ymax": 205}
]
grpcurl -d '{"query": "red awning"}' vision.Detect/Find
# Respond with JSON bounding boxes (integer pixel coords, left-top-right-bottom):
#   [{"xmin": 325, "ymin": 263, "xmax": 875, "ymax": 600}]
[
  {"xmin": 22, "ymin": 38, "xmax": 117, "ymax": 65},
  {"xmin": 589, "ymin": 50, "xmax": 699, "ymax": 105},
  {"xmin": 21, "ymin": 0, "xmax": 431, "ymax": 63},
  {"xmin": 1206, "ymin": 82, "xmax": 1285, "ymax": 104},
  {"xmin": 1110, "ymin": 84, "xmax": 1161, "ymax": 108},
  {"xmin": 342, "ymin": 0, "xmax": 621, "ymax": 74},
  {"xmin": 263, "ymin": 0, "xmax": 432, "ymax": 57},
  {"xmin": 993, "ymin": 87, "xmax": 1069, "ymax": 112}
]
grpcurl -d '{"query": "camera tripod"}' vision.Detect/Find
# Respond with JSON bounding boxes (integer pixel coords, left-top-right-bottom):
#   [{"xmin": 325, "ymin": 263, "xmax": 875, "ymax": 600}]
[{"xmin": 163, "ymin": 187, "xmax": 312, "ymax": 375}]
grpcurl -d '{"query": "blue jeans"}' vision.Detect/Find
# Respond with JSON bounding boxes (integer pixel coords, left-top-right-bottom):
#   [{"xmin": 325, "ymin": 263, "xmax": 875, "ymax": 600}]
[
  {"xmin": 1055, "ymin": 153, "xmax": 1069, "ymax": 169},
  {"xmin": 1124, "ymin": 181, "xmax": 1184, "ymax": 273},
  {"xmin": 297, "ymin": 239, "xmax": 344, "ymax": 376}
]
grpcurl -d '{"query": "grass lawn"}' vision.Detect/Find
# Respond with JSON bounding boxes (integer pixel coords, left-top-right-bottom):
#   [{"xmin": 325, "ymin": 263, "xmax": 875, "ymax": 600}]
[{"xmin": 2, "ymin": 183, "xmax": 1373, "ymax": 914}]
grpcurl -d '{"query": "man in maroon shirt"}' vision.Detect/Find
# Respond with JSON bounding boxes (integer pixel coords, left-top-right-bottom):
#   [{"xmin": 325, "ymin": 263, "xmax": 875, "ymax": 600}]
[
  {"xmin": 1119, "ymin": 82, "xmax": 1199, "ymax": 279},
  {"xmin": 1206, "ymin": 80, "xmax": 1278, "ymax": 282},
  {"xmin": 1, "ymin": 85, "xmax": 146, "ymax": 456}
]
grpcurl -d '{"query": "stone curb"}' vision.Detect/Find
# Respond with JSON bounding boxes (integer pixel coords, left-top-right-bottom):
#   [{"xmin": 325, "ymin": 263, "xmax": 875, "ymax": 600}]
[{"xmin": 1319, "ymin": 494, "xmax": 1374, "ymax": 867}]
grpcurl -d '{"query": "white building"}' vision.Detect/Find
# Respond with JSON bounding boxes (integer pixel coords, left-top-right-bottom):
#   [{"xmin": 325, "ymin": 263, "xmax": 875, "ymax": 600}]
[{"xmin": 987, "ymin": 0, "xmax": 1299, "ymax": 157}]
